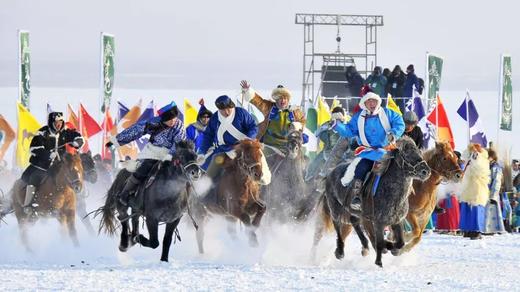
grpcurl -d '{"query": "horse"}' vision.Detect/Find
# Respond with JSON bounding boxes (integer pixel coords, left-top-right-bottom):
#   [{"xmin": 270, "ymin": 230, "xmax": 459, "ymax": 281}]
[
  {"xmin": 402, "ymin": 141, "xmax": 463, "ymax": 252},
  {"xmin": 193, "ymin": 139, "xmax": 270, "ymax": 253},
  {"xmin": 263, "ymin": 128, "xmax": 315, "ymax": 222},
  {"xmin": 11, "ymin": 152, "xmax": 84, "ymax": 250},
  {"xmin": 75, "ymin": 151, "xmax": 98, "ymax": 235},
  {"xmin": 98, "ymin": 140, "xmax": 201, "ymax": 262},
  {"xmin": 317, "ymin": 136, "xmax": 430, "ymax": 267}
]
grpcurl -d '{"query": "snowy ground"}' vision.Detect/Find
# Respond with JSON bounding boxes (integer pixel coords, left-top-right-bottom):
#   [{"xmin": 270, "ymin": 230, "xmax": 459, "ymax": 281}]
[{"xmin": 1, "ymin": 187, "xmax": 520, "ymax": 291}]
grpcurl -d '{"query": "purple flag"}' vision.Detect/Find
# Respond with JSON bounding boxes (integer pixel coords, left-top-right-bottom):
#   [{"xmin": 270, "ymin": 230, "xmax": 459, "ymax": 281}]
[{"xmin": 457, "ymin": 94, "xmax": 488, "ymax": 147}]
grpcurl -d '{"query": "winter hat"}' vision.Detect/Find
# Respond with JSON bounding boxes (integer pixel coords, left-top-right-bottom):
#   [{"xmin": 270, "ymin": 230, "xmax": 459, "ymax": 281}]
[
  {"xmin": 215, "ymin": 95, "xmax": 235, "ymax": 110},
  {"xmin": 271, "ymin": 85, "xmax": 292, "ymax": 101},
  {"xmin": 47, "ymin": 112, "xmax": 64, "ymax": 132},
  {"xmin": 403, "ymin": 111, "xmax": 419, "ymax": 124},
  {"xmin": 158, "ymin": 102, "xmax": 179, "ymax": 122},
  {"xmin": 407, "ymin": 64, "xmax": 415, "ymax": 72},
  {"xmin": 197, "ymin": 99, "xmax": 213, "ymax": 120},
  {"xmin": 359, "ymin": 92, "xmax": 382, "ymax": 113}
]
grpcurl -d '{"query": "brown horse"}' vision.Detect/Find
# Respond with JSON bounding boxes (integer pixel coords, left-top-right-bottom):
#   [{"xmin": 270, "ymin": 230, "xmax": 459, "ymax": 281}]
[
  {"xmin": 193, "ymin": 139, "xmax": 270, "ymax": 253},
  {"xmin": 11, "ymin": 152, "xmax": 83, "ymax": 250},
  {"xmin": 402, "ymin": 142, "xmax": 463, "ymax": 252}
]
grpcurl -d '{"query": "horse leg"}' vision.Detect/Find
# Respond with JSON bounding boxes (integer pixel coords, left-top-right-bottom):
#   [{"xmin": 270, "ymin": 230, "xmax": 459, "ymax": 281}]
[
  {"xmin": 351, "ymin": 216, "xmax": 369, "ymax": 257},
  {"xmin": 76, "ymin": 194, "xmax": 95, "ymax": 236},
  {"xmin": 136, "ymin": 218, "xmax": 160, "ymax": 249},
  {"xmin": 226, "ymin": 217, "xmax": 238, "ymax": 241},
  {"xmin": 333, "ymin": 220, "xmax": 345, "ymax": 260},
  {"xmin": 402, "ymin": 213, "xmax": 423, "ymax": 253},
  {"xmin": 391, "ymin": 223, "xmax": 405, "ymax": 256},
  {"xmin": 374, "ymin": 224, "xmax": 386, "ymax": 267},
  {"xmin": 129, "ymin": 213, "xmax": 140, "ymax": 247},
  {"xmin": 64, "ymin": 208, "xmax": 79, "ymax": 247},
  {"xmin": 311, "ymin": 209, "xmax": 327, "ymax": 262},
  {"xmin": 119, "ymin": 219, "xmax": 131, "ymax": 252},
  {"xmin": 247, "ymin": 203, "xmax": 267, "ymax": 248},
  {"xmin": 160, "ymin": 218, "xmax": 181, "ymax": 262},
  {"xmin": 16, "ymin": 216, "xmax": 32, "ymax": 252}
]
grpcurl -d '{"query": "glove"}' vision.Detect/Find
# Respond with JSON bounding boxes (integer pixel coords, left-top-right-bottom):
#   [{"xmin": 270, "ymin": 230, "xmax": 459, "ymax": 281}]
[
  {"xmin": 49, "ymin": 151, "xmax": 58, "ymax": 160},
  {"xmin": 240, "ymin": 80, "xmax": 253, "ymax": 102},
  {"xmin": 387, "ymin": 133, "xmax": 396, "ymax": 143}
]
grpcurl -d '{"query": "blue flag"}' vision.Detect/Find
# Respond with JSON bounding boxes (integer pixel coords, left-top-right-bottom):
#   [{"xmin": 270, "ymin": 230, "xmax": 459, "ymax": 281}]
[
  {"xmin": 456, "ymin": 93, "xmax": 488, "ymax": 147},
  {"xmin": 405, "ymin": 89, "xmax": 431, "ymax": 149},
  {"xmin": 136, "ymin": 101, "xmax": 155, "ymax": 150},
  {"xmin": 117, "ymin": 101, "xmax": 130, "ymax": 123}
]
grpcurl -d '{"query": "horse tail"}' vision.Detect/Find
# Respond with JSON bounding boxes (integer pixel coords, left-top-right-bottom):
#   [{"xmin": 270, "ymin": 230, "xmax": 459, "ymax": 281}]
[{"xmin": 97, "ymin": 169, "xmax": 131, "ymax": 236}]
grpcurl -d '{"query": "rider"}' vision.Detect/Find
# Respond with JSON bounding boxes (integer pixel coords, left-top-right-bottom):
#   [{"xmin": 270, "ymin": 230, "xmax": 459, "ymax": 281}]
[
  {"xmin": 403, "ymin": 111, "xmax": 424, "ymax": 149},
  {"xmin": 305, "ymin": 106, "xmax": 350, "ymax": 182},
  {"xmin": 333, "ymin": 92, "xmax": 405, "ymax": 211},
  {"xmin": 105, "ymin": 102, "xmax": 185, "ymax": 208},
  {"xmin": 186, "ymin": 99, "xmax": 213, "ymax": 152},
  {"xmin": 198, "ymin": 95, "xmax": 258, "ymax": 179},
  {"xmin": 240, "ymin": 80, "xmax": 307, "ymax": 160},
  {"xmin": 20, "ymin": 112, "xmax": 84, "ymax": 212}
]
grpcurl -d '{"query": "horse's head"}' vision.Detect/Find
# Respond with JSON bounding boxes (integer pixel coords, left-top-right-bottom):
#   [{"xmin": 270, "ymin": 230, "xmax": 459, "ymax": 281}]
[
  {"xmin": 80, "ymin": 151, "xmax": 98, "ymax": 183},
  {"xmin": 427, "ymin": 142, "xmax": 464, "ymax": 183},
  {"xmin": 235, "ymin": 139, "xmax": 266, "ymax": 182},
  {"xmin": 392, "ymin": 136, "xmax": 431, "ymax": 181},
  {"xmin": 59, "ymin": 152, "xmax": 84, "ymax": 193},
  {"xmin": 286, "ymin": 127, "xmax": 303, "ymax": 160},
  {"xmin": 172, "ymin": 140, "xmax": 202, "ymax": 181}
]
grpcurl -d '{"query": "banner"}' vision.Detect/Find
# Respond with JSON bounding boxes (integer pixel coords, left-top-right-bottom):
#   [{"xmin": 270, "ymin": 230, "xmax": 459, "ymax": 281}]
[
  {"xmin": 427, "ymin": 95, "xmax": 455, "ymax": 149},
  {"xmin": 79, "ymin": 103, "xmax": 102, "ymax": 152},
  {"xmin": 19, "ymin": 30, "xmax": 31, "ymax": 109},
  {"xmin": 317, "ymin": 96, "xmax": 331, "ymax": 127},
  {"xmin": 100, "ymin": 33, "xmax": 115, "ymax": 113},
  {"xmin": 426, "ymin": 53, "xmax": 443, "ymax": 111},
  {"xmin": 184, "ymin": 99, "xmax": 198, "ymax": 126},
  {"xmin": 499, "ymin": 55, "xmax": 513, "ymax": 131},
  {"xmin": 16, "ymin": 103, "xmax": 41, "ymax": 167},
  {"xmin": 457, "ymin": 91, "xmax": 488, "ymax": 147},
  {"xmin": 386, "ymin": 94, "xmax": 402, "ymax": 115}
]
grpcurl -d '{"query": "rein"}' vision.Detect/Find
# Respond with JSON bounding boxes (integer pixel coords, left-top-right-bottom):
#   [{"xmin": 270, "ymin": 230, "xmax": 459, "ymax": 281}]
[{"xmin": 395, "ymin": 149, "xmax": 428, "ymax": 177}]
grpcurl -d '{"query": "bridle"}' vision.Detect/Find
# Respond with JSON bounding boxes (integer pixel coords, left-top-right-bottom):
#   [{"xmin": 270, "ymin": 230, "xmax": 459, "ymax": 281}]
[
  {"xmin": 236, "ymin": 150, "xmax": 261, "ymax": 178},
  {"xmin": 394, "ymin": 148, "xmax": 429, "ymax": 177}
]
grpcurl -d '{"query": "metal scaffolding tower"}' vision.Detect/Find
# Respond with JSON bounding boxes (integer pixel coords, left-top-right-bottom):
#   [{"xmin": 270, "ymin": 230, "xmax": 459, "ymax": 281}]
[{"xmin": 295, "ymin": 13, "xmax": 384, "ymax": 108}]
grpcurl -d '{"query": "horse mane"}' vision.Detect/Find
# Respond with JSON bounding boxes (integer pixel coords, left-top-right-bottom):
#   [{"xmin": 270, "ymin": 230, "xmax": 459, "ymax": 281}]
[
  {"xmin": 176, "ymin": 140, "xmax": 195, "ymax": 151},
  {"xmin": 375, "ymin": 135, "xmax": 415, "ymax": 175}
]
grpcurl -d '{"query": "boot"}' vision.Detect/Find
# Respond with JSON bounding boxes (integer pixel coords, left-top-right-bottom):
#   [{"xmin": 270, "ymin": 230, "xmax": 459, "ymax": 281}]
[
  {"xmin": 23, "ymin": 184, "xmax": 36, "ymax": 215},
  {"xmin": 118, "ymin": 175, "xmax": 140, "ymax": 207},
  {"xmin": 348, "ymin": 179, "xmax": 363, "ymax": 211}
]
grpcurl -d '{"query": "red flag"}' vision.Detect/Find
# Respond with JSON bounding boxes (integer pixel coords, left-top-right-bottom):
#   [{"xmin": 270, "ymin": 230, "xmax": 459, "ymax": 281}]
[
  {"xmin": 78, "ymin": 103, "xmax": 102, "ymax": 152},
  {"xmin": 427, "ymin": 95, "xmax": 455, "ymax": 149},
  {"xmin": 101, "ymin": 109, "xmax": 115, "ymax": 160}
]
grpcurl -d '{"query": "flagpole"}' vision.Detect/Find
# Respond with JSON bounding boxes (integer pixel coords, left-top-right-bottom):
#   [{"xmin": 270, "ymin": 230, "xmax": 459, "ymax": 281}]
[
  {"xmin": 465, "ymin": 89, "xmax": 471, "ymax": 146},
  {"xmin": 436, "ymin": 94, "xmax": 439, "ymax": 141},
  {"xmin": 497, "ymin": 54, "xmax": 503, "ymax": 148},
  {"xmin": 425, "ymin": 52, "xmax": 429, "ymax": 112}
]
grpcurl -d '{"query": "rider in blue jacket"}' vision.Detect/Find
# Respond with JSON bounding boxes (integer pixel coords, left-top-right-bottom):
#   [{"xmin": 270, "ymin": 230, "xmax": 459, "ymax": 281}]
[{"xmin": 334, "ymin": 92, "xmax": 405, "ymax": 210}]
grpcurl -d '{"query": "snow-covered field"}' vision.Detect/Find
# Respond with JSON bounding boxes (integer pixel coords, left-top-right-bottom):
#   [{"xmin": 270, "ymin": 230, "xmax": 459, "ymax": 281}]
[{"xmin": 1, "ymin": 193, "xmax": 519, "ymax": 291}]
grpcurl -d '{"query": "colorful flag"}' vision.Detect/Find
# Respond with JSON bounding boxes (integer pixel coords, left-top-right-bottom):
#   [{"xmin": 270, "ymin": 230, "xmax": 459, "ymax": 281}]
[
  {"xmin": 16, "ymin": 103, "xmax": 41, "ymax": 167},
  {"xmin": 499, "ymin": 55, "xmax": 513, "ymax": 131},
  {"xmin": 66, "ymin": 104, "xmax": 79, "ymax": 129},
  {"xmin": 101, "ymin": 33, "xmax": 115, "ymax": 113},
  {"xmin": 426, "ymin": 53, "xmax": 443, "ymax": 112},
  {"xmin": 405, "ymin": 91, "xmax": 431, "ymax": 149},
  {"xmin": 317, "ymin": 96, "xmax": 331, "ymax": 127},
  {"xmin": 101, "ymin": 109, "xmax": 115, "ymax": 160},
  {"xmin": 115, "ymin": 100, "xmax": 141, "ymax": 160},
  {"xmin": 457, "ymin": 91, "xmax": 488, "ymax": 147},
  {"xmin": 136, "ymin": 101, "xmax": 155, "ymax": 150},
  {"xmin": 18, "ymin": 30, "xmax": 31, "ymax": 109},
  {"xmin": 0, "ymin": 115, "xmax": 16, "ymax": 161},
  {"xmin": 184, "ymin": 99, "xmax": 198, "ymax": 126},
  {"xmin": 305, "ymin": 107, "xmax": 318, "ymax": 155},
  {"xmin": 117, "ymin": 100, "xmax": 129, "ymax": 123},
  {"xmin": 78, "ymin": 103, "xmax": 102, "ymax": 152},
  {"xmin": 427, "ymin": 95, "xmax": 455, "ymax": 149},
  {"xmin": 331, "ymin": 97, "xmax": 341, "ymax": 111},
  {"xmin": 386, "ymin": 94, "xmax": 402, "ymax": 115}
]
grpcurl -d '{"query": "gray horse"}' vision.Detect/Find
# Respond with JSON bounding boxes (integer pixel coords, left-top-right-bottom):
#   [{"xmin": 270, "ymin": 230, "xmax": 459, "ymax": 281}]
[{"xmin": 320, "ymin": 136, "xmax": 430, "ymax": 267}]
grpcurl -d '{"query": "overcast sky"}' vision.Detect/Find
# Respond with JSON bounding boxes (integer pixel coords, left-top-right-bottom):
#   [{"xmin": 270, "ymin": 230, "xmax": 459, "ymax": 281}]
[{"xmin": 1, "ymin": 0, "xmax": 519, "ymax": 91}]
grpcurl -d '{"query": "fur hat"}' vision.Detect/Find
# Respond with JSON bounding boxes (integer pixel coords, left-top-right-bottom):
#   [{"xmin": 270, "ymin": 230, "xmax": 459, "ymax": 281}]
[
  {"xmin": 359, "ymin": 92, "xmax": 382, "ymax": 113},
  {"xmin": 47, "ymin": 112, "xmax": 64, "ymax": 133},
  {"xmin": 271, "ymin": 85, "xmax": 291, "ymax": 101}
]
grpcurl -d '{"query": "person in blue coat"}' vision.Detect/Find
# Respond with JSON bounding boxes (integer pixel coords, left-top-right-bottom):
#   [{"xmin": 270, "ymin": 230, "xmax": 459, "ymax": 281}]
[
  {"xmin": 333, "ymin": 91, "xmax": 405, "ymax": 210},
  {"xmin": 186, "ymin": 100, "xmax": 213, "ymax": 152},
  {"xmin": 105, "ymin": 102, "xmax": 186, "ymax": 208},
  {"xmin": 403, "ymin": 64, "xmax": 421, "ymax": 98},
  {"xmin": 198, "ymin": 95, "xmax": 258, "ymax": 179}
]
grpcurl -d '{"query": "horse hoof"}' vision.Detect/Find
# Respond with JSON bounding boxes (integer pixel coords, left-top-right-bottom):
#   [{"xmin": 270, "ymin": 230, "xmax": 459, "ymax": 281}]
[
  {"xmin": 361, "ymin": 248, "xmax": 369, "ymax": 257},
  {"xmin": 119, "ymin": 245, "xmax": 128, "ymax": 252},
  {"xmin": 334, "ymin": 249, "xmax": 344, "ymax": 260},
  {"xmin": 391, "ymin": 249, "xmax": 401, "ymax": 256},
  {"xmin": 375, "ymin": 261, "xmax": 383, "ymax": 268},
  {"xmin": 382, "ymin": 248, "xmax": 388, "ymax": 254}
]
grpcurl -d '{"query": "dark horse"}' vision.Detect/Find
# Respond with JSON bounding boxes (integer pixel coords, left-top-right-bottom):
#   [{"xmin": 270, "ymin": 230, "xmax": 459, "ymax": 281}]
[
  {"xmin": 11, "ymin": 152, "xmax": 84, "ymax": 250},
  {"xmin": 98, "ymin": 141, "xmax": 202, "ymax": 262},
  {"xmin": 315, "ymin": 136, "xmax": 430, "ymax": 267},
  {"xmin": 263, "ymin": 129, "xmax": 315, "ymax": 222},
  {"xmin": 193, "ymin": 139, "xmax": 269, "ymax": 253}
]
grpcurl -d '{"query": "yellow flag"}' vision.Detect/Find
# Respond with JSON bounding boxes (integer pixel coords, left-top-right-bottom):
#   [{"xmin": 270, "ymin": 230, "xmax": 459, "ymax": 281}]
[
  {"xmin": 331, "ymin": 97, "xmax": 341, "ymax": 111},
  {"xmin": 386, "ymin": 94, "xmax": 402, "ymax": 115},
  {"xmin": 184, "ymin": 99, "xmax": 198, "ymax": 126},
  {"xmin": 317, "ymin": 96, "xmax": 332, "ymax": 127},
  {"xmin": 16, "ymin": 102, "xmax": 42, "ymax": 167}
]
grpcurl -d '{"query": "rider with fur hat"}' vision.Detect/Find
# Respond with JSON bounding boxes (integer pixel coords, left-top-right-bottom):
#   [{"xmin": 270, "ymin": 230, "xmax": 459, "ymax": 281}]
[
  {"xmin": 333, "ymin": 92, "xmax": 405, "ymax": 211},
  {"xmin": 20, "ymin": 112, "xmax": 84, "ymax": 212},
  {"xmin": 186, "ymin": 99, "xmax": 213, "ymax": 152},
  {"xmin": 106, "ymin": 102, "xmax": 185, "ymax": 208},
  {"xmin": 240, "ymin": 80, "xmax": 307, "ymax": 157}
]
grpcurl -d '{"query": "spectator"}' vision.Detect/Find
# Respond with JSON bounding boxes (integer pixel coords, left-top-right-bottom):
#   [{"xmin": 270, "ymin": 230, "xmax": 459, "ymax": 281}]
[
  {"xmin": 484, "ymin": 147, "xmax": 506, "ymax": 234},
  {"xmin": 404, "ymin": 64, "xmax": 421, "ymax": 98},
  {"xmin": 364, "ymin": 66, "xmax": 387, "ymax": 98},
  {"xmin": 345, "ymin": 66, "xmax": 364, "ymax": 97},
  {"xmin": 386, "ymin": 65, "xmax": 406, "ymax": 97}
]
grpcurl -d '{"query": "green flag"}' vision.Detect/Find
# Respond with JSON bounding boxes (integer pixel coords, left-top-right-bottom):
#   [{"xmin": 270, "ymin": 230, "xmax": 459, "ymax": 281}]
[
  {"xmin": 499, "ymin": 55, "xmax": 513, "ymax": 131},
  {"xmin": 427, "ymin": 53, "xmax": 443, "ymax": 111},
  {"xmin": 19, "ymin": 30, "xmax": 31, "ymax": 109},
  {"xmin": 101, "ymin": 33, "xmax": 115, "ymax": 113}
]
